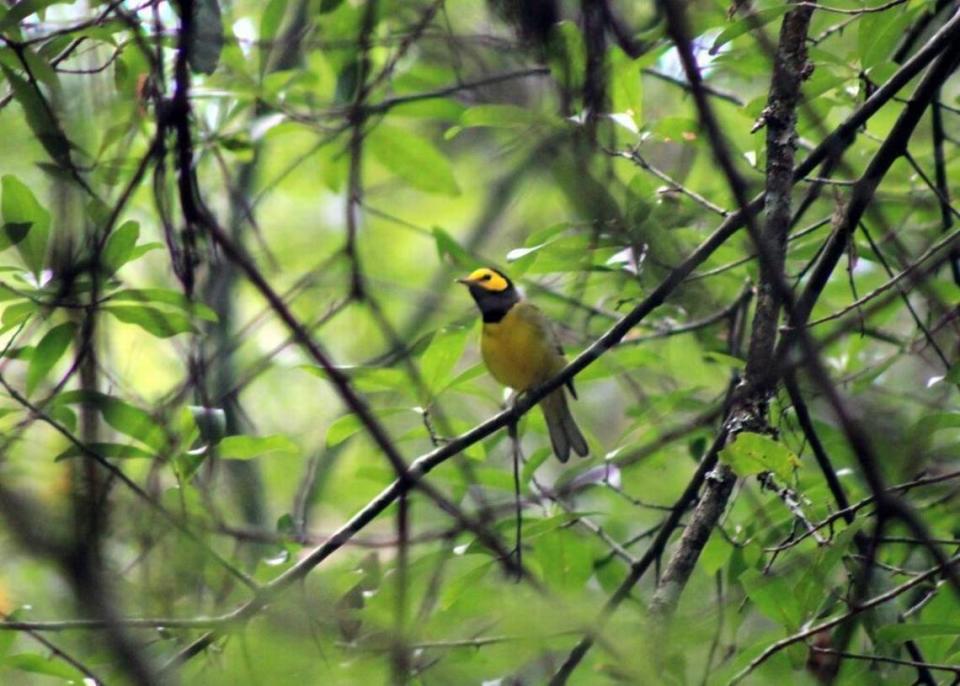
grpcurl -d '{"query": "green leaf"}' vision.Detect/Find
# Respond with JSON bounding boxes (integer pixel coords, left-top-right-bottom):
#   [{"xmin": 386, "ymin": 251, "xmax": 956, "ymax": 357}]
[
  {"xmin": 49, "ymin": 402, "xmax": 76, "ymax": 432},
  {"xmin": 1, "ymin": 301, "xmax": 35, "ymax": 331},
  {"xmin": 110, "ymin": 288, "xmax": 218, "ymax": 322},
  {"xmin": 55, "ymin": 442, "xmax": 154, "ymax": 461},
  {"xmin": 25, "ymin": 321, "xmax": 74, "ymax": 395},
  {"xmin": 108, "ymin": 399, "xmax": 163, "ymax": 450},
  {"xmin": 0, "ymin": 67, "xmax": 73, "ymax": 171},
  {"xmin": 432, "ymin": 226, "xmax": 474, "ymax": 266},
  {"xmin": 448, "ymin": 103, "xmax": 548, "ymax": 139},
  {"xmin": 15, "ymin": 45, "xmax": 59, "ymax": 91},
  {"xmin": 258, "ymin": 0, "xmax": 286, "ymax": 76},
  {"xmin": 189, "ymin": 0, "xmax": 224, "ymax": 74},
  {"xmin": 438, "ymin": 558, "xmax": 493, "ymax": 611},
  {"xmin": 739, "ymin": 568, "xmax": 804, "ymax": 630},
  {"xmin": 521, "ymin": 447, "xmax": 551, "ymax": 486},
  {"xmin": 859, "ymin": 8, "xmax": 918, "ymax": 69},
  {"xmin": 651, "ymin": 116, "xmax": 699, "ymax": 143},
  {"xmin": 326, "ymin": 407, "xmax": 410, "ymax": 448},
  {"xmin": 711, "ymin": 7, "xmax": 791, "ymax": 54},
  {"xmin": 720, "ymin": 432, "xmax": 800, "ymax": 482},
  {"xmin": 326, "ymin": 408, "xmax": 409, "ymax": 447},
  {"xmin": 460, "ymin": 104, "xmax": 539, "ymax": 129},
  {"xmin": 610, "ymin": 45, "xmax": 642, "ymax": 127},
  {"xmin": 104, "ymin": 304, "xmax": 196, "ymax": 338},
  {"xmin": 52, "ymin": 390, "xmax": 166, "ymax": 450},
  {"xmin": 218, "ymin": 434, "xmax": 298, "ymax": 460},
  {"xmin": 444, "ymin": 362, "xmax": 485, "ymax": 390},
  {"xmin": 100, "ymin": 220, "xmax": 139, "ymax": 276},
  {"xmin": 0, "ymin": 281, "xmax": 23, "ymax": 303},
  {"xmin": 126, "ymin": 241, "xmax": 164, "ymax": 262},
  {"xmin": 367, "ymin": 125, "xmax": 460, "ymax": 196},
  {"xmin": 0, "ymin": 222, "xmax": 30, "ymax": 252},
  {"xmin": 334, "ymin": 60, "xmax": 362, "ymax": 105},
  {"xmin": 1, "ymin": 175, "xmax": 50, "ymax": 278},
  {"xmin": 531, "ymin": 528, "xmax": 594, "ymax": 591},
  {"xmin": 326, "ymin": 413, "xmax": 363, "ymax": 447},
  {"xmin": 0, "ymin": 1, "xmax": 71, "ymax": 32},
  {"xmin": 174, "ymin": 449, "xmax": 207, "ymax": 482},
  {"xmin": 547, "ymin": 21, "xmax": 584, "ymax": 89},
  {"xmin": 419, "ymin": 326, "xmax": 469, "ymax": 398},
  {"xmin": 700, "ymin": 532, "xmax": 732, "ymax": 575}
]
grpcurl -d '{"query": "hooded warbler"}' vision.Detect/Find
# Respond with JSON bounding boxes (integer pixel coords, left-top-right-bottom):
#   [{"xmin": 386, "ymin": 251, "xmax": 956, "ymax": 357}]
[{"xmin": 458, "ymin": 267, "xmax": 588, "ymax": 462}]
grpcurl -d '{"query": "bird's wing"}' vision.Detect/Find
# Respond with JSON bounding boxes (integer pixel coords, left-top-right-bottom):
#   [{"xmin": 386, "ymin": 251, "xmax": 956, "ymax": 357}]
[
  {"xmin": 513, "ymin": 300, "xmax": 578, "ymax": 398},
  {"xmin": 512, "ymin": 301, "xmax": 564, "ymax": 355}
]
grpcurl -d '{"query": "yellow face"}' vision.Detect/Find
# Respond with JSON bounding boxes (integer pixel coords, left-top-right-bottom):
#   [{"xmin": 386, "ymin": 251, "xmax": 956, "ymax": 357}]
[{"xmin": 459, "ymin": 267, "xmax": 510, "ymax": 292}]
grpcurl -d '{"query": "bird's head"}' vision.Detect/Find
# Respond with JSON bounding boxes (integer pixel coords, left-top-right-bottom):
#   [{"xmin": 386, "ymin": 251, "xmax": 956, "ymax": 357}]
[
  {"xmin": 456, "ymin": 267, "xmax": 512, "ymax": 292},
  {"xmin": 457, "ymin": 267, "xmax": 519, "ymax": 322}
]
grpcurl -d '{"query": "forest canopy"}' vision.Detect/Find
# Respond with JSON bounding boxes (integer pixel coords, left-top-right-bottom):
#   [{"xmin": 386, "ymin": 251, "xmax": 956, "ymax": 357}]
[{"xmin": 0, "ymin": 0, "xmax": 958, "ymax": 684}]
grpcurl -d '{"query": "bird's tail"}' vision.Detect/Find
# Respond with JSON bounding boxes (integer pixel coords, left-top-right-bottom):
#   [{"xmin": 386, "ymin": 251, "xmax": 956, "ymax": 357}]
[{"xmin": 540, "ymin": 389, "xmax": 589, "ymax": 463}]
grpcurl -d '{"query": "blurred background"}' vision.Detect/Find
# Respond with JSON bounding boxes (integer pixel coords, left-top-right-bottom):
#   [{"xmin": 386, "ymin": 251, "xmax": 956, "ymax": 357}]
[{"xmin": 0, "ymin": 0, "xmax": 958, "ymax": 683}]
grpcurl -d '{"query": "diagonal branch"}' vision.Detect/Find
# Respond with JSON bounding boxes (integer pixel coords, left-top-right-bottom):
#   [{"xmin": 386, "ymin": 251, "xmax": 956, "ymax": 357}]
[{"xmin": 646, "ymin": 0, "xmax": 816, "ymax": 623}]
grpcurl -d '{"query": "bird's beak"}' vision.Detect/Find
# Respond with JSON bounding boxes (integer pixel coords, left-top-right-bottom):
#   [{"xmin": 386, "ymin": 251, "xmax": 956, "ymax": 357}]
[{"xmin": 455, "ymin": 277, "xmax": 472, "ymax": 286}]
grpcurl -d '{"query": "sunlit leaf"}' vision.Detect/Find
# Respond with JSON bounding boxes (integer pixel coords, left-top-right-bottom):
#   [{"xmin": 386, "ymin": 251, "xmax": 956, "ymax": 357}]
[
  {"xmin": 699, "ymin": 532, "xmax": 732, "ymax": 575},
  {"xmin": 0, "ymin": 67, "xmax": 73, "ymax": 171},
  {"xmin": 326, "ymin": 413, "xmax": 361, "ymax": 447},
  {"xmin": 109, "ymin": 288, "xmax": 218, "ymax": 322},
  {"xmin": 100, "ymin": 220, "xmax": 140, "ymax": 276},
  {"xmin": 720, "ymin": 432, "xmax": 800, "ymax": 482},
  {"xmin": 104, "ymin": 304, "xmax": 196, "ymax": 337},
  {"xmin": 53, "ymin": 389, "xmax": 167, "ymax": 450},
  {"xmin": 367, "ymin": 125, "xmax": 460, "ymax": 196},
  {"xmin": 1, "ymin": 301, "xmax": 35, "ymax": 331},
  {"xmin": 1, "ymin": 175, "xmax": 50, "ymax": 278},
  {"xmin": 610, "ymin": 45, "xmax": 642, "ymax": 127},
  {"xmin": 259, "ymin": 0, "xmax": 287, "ymax": 76}
]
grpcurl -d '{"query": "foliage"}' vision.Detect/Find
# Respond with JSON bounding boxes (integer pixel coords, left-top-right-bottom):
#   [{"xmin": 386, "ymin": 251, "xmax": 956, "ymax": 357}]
[{"xmin": 0, "ymin": 0, "xmax": 957, "ymax": 684}]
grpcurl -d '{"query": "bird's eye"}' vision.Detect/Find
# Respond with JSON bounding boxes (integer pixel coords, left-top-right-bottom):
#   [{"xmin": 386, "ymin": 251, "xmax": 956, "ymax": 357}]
[{"xmin": 481, "ymin": 274, "xmax": 492, "ymax": 281}]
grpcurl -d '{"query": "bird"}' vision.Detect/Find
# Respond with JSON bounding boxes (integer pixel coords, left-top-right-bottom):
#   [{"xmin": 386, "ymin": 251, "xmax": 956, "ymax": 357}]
[{"xmin": 457, "ymin": 267, "xmax": 588, "ymax": 462}]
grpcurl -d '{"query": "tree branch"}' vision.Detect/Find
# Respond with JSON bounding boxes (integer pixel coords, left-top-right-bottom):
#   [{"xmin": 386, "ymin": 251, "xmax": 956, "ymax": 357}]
[{"xmin": 727, "ymin": 554, "xmax": 960, "ymax": 684}]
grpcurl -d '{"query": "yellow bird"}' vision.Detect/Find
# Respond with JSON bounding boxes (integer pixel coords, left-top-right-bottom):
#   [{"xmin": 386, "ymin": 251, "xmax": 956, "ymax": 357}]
[{"xmin": 458, "ymin": 267, "xmax": 588, "ymax": 462}]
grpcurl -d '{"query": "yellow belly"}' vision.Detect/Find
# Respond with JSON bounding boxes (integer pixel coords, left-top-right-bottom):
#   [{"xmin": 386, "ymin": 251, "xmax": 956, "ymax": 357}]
[{"xmin": 480, "ymin": 307, "xmax": 561, "ymax": 391}]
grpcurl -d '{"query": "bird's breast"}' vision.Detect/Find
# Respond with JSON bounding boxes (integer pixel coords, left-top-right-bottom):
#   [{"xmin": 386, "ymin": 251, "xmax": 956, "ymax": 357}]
[{"xmin": 481, "ymin": 307, "xmax": 559, "ymax": 392}]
